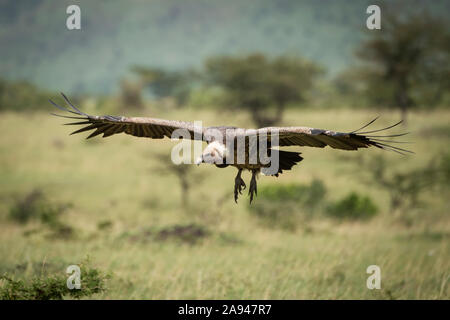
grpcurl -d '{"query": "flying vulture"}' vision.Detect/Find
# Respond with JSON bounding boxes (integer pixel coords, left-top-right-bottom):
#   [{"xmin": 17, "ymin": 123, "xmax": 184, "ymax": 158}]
[{"xmin": 51, "ymin": 93, "xmax": 411, "ymax": 203}]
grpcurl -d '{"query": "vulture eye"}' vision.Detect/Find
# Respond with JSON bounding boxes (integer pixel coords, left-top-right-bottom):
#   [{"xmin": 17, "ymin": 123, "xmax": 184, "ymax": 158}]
[{"xmin": 211, "ymin": 151, "xmax": 216, "ymax": 157}]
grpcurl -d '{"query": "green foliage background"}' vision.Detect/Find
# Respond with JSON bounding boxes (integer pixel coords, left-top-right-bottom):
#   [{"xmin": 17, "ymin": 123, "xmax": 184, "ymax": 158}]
[{"xmin": 1, "ymin": 0, "xmax": 448, "ymax": 94}]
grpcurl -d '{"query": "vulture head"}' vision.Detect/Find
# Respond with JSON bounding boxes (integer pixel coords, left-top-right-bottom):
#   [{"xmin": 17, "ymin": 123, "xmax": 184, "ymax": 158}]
[{"xmin": 196, "ymin": 141, "xmax": 228, "ymax": 165}]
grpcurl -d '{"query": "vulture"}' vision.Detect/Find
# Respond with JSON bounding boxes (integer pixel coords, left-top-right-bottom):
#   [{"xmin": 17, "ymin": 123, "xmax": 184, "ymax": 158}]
[{"xmin": 51, "ymin": 93, "xmax": 412, "ymax": 203}]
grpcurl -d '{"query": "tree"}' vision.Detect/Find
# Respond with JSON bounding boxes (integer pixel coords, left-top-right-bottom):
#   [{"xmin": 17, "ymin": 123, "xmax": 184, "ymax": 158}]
[
  {"xmin": 153, "ymin": 154, "xmax": 205, "ymax": 209},
  {"xmin": 0, "ymin": 78, "xmax": 55, "ymax": 111},
  {"xmin": 119, "ymin": 78, "xmax": 144, "ymax": 110},
  {"xmin": 356, "ymin": 10, "xmax": 449, "ymax": 122},
  {"xmin": 132, "ymin": 66, "xmax": 196, "ymax": 106},
  {"xmin": 205, "ymin": 53, "xmax": 322, "ymax": 127}
]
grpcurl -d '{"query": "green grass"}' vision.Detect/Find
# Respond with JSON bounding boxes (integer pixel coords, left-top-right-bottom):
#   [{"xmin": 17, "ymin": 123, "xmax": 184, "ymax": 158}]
[{"xmin": 0, "ymin": 107, "xmax": 448, "ymax": 299}]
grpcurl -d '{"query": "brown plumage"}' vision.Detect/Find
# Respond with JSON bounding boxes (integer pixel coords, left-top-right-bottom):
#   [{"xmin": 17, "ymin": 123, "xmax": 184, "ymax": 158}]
[{"xmin": 51, "ymin": 93, "xmax": 412, "ymax": 203}]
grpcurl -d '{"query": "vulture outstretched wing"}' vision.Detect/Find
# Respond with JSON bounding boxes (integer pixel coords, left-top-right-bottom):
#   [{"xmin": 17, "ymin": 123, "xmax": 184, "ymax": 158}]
[
  {"xmin": 50, "ymin": 93, "xmax": 204, "ymax": 140},
  {"xmin": 52, "ymin": 93, "xmax": 411, "ymax": 155},
  {"xmin": 254, "ymin": 118, "xmax": 412, "ymax": 155}
]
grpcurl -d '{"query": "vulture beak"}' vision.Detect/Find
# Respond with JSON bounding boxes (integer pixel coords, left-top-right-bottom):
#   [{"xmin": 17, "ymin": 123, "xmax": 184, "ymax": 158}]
[{"xmin": 195, "ymin": 156, "xmax": 203, "ymax": 166}]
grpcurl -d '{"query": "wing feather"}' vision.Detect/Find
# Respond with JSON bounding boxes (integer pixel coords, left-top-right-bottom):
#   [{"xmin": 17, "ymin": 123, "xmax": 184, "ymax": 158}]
[
  {"xmin": 51, "ymin": 94, "xmax": 204, "ymax": 141},
  {"xmin": 254, "ymin": 121, "xmax": 413, "ymax": 154},
  {"xmin": 52, "ymin": 93, "xmax": 412, "ymax": 155}
]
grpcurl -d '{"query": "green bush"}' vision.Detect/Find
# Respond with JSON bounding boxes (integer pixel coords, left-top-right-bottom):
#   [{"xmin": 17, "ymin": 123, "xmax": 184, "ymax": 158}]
[
  {"xmin": 97, "ymin": 220, "xmax": 113, "ymax": 231},
  {"xmin": 0, "ymin": 78, "xmax": 56, "ymax": 111},
  {"xmin": 248, "ymin": 179, "xmax": 327, "ymax": 231},
  {"xmin": 9, "ymin": 190, "xmax": 74, "ymax": 239},
  {"xmin": 127, "ymin": 223, "xmax": 211, "ymax": 245},
  {"xmin": 9, "ymin": 190, "xmax": 72, "ymax": 224},
  {"xmin": 255, "ymin": 179, "xmax": 326, "ymax": 208},
  {"xmin": 326, "ymin": 192, "xmax": 378, "ymax": 221},
  {"xmin": 439, "ymin": 153, "xmax": 450, "ymax": 188},
  {"xmin": 347, "ymin": 153, "xmax": 450, "ymax": 214},
  {"xmin": 0, "ymin": 259, "xmax": 110, "ymax": 300},
  {"xmin": 8, "ymin": 190, "xmax": 44, "ymax": 224}
]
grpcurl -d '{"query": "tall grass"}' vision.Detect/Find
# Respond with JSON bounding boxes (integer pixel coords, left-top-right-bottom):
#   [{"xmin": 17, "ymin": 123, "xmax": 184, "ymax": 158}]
[{"xmin": 0, "ymin": 108, "xmax": 448, "ymax": 299}]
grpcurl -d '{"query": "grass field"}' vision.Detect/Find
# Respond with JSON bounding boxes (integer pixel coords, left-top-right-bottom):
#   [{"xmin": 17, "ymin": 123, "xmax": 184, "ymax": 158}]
[{"xmin": 0, "ymin": 106, "xmax": 448, "ymax": 299}]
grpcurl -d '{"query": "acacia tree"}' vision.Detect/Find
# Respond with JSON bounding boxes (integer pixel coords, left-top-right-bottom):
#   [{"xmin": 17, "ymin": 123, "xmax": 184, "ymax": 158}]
[
  {"xmin": 356, "ymin": 11, "xmax": 449, "ymax": 122},
  {"xmin": 153, "ymin": 154, "xmax": 205, "ymax": 209},
  {"xmin": 132, "ymin": 66, "xmax": 196, "ymax": 106},
  {"xmin": 205, "ymin": 54, "xmax": 322, "ymax": 127},
  {"xmin": 119, "ymin": 78, "xmax": 144, "ymax": 110}
]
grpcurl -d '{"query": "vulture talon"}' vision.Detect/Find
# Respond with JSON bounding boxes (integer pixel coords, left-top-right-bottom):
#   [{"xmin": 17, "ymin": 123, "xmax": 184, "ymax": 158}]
[
  {"xmin": 234, "ymin": 169, "xmax": 246, "ymax": 203},
  {"xmin": 248, "ymin": 170, "xmax": 258, "ymax": 204},
  {"xmin": 238, "ymin": 180, "xmax": 246, "ymax": 194}
]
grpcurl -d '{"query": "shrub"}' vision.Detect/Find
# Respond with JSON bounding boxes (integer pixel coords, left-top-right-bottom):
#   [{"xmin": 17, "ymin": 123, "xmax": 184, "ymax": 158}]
[
  {"xmin": 248, "ymin": 179, "xmax": 327, "ymax": 231},
  {"xmin": 0, "ymin": 78, "xmax": 56, "ymax": 111},
  {"xmin": 9, "ymin": 190, "xmax": 74, "ymax": 239},
  {"xmin": 326, "ymin": 192, "xmax": 378, "ymax": 221},
  {"xmin": 97, "ymin": 220, "xmax": 113, "ymax": 231},
  {"xmin": 249, "ymin": 200, "xmax": 299, "ymax": 231},
  {"xmin": 254, "ymin": 179, "xmax": 326, "ymax": 210},
  {"xmin": 155, "ymin": 223, "xmax": 210, "ymax": 244},
  {"xmin": 345, "ymin": 153, "xmax": 450, "ymax": 214},
  {"xmin": 439, "ymin": 153, "xmax": 450, "ymax": 188},
  {"xmin": 8, "ymin": 190, "xmax": 45, "ymax": 224},
  {"xmin": 127, "ymin": 223, "xmax": 211, "ymax": 245},
  {"xmin": 0, "ymin": 259, "xmax": 110, "ymax": 300}
]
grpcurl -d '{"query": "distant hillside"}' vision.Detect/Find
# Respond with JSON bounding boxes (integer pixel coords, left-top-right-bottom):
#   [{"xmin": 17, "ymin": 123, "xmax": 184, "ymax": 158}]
[{"xmin": 0, "ymin": 0, "xmax": 448, "ymax": 94}]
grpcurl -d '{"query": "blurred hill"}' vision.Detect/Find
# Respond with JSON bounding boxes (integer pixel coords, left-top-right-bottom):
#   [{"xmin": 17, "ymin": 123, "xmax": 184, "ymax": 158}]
[{"xmin": 1, "ymin": 0, "xmax": 448, "ymax": 95}]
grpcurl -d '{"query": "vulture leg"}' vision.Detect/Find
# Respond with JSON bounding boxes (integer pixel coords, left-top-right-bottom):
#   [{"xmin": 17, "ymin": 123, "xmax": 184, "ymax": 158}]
[
  {"xmin": 248, "ymin": 169, "xmax": 258, "ymax": 204},
  {"xmin": 234, "ymin": 169, "xmax": 246, "ymax": 203}
]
